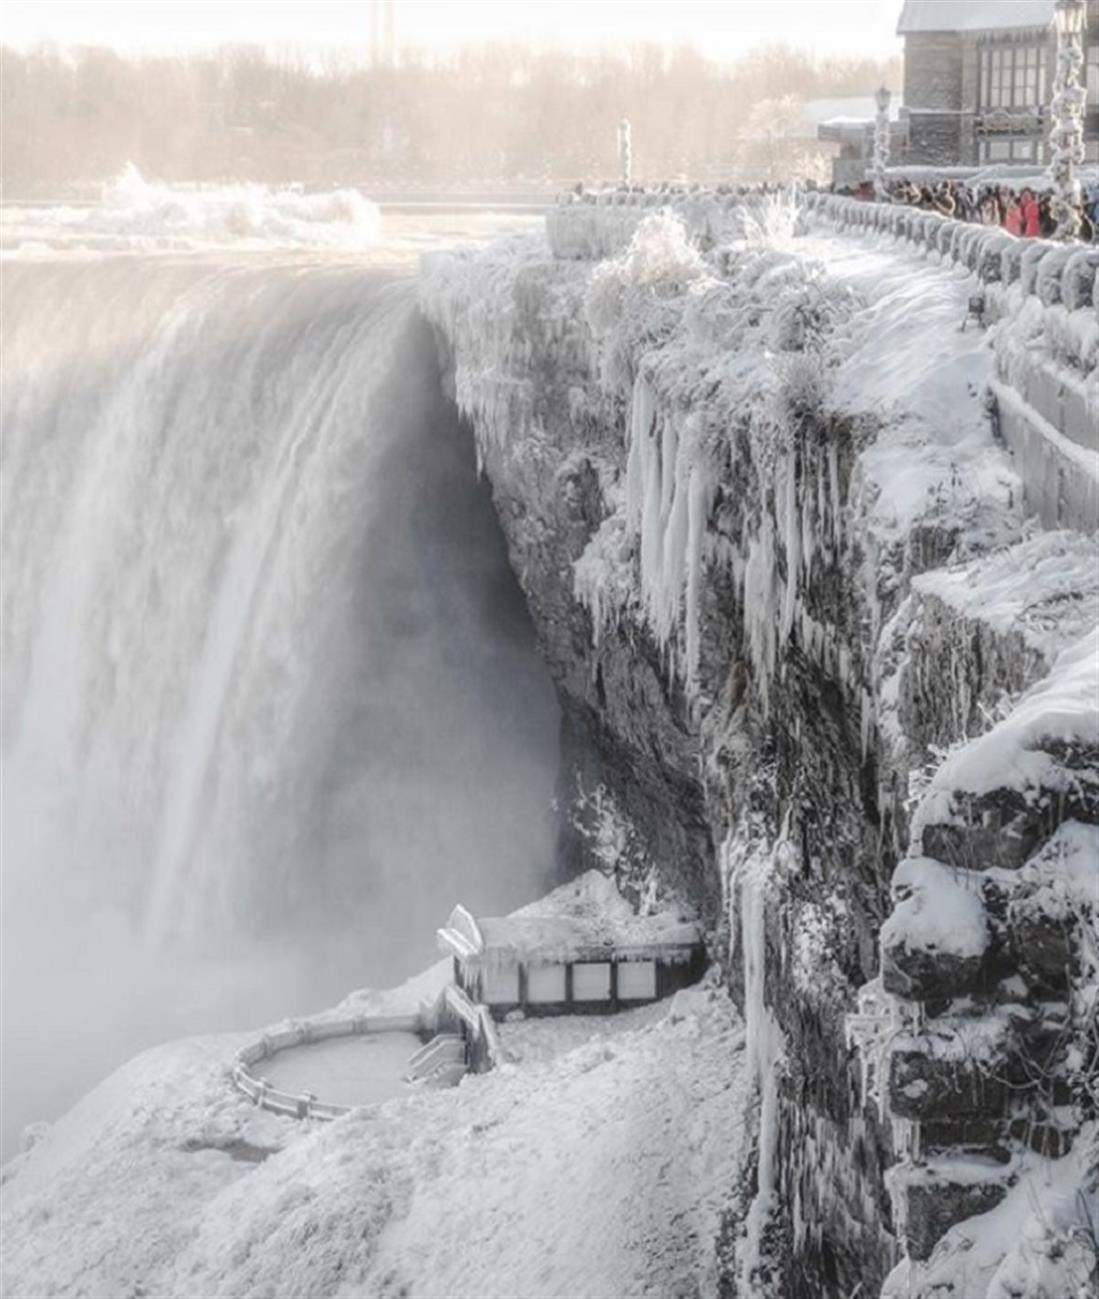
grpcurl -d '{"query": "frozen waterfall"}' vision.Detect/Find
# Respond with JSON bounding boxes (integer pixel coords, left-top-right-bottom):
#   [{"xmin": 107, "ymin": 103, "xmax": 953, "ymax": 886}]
[{"xmin": 1, "ymin": 249, "xmax": 559, "ymax": 1151}]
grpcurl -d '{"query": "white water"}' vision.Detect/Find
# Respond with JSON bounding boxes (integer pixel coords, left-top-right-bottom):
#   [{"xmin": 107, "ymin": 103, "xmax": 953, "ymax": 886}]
[{"xmin": 1, "ymin": 199, "xmax": 556, "ymax": 1153}]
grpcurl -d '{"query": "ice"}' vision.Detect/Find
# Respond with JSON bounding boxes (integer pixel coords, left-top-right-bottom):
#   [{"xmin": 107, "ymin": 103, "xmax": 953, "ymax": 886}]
[{"xmin": 2, "ymin": 164, "xmax": 382, "ymax": 252}]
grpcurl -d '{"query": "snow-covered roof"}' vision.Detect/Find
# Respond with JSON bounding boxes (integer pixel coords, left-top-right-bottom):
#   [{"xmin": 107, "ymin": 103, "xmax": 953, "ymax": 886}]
[
  {"xmin": 897, "ymin": 1, "xmax": 1053, "ymax": 34},
  {"xmin": 805, "ymin": 96, "xmax": 903, "ymax": 127},
  {"xmin": 437, "ymin": 894, "xmax": 701, "ymax": 968},
  {"xmin": 474, "ymin": 914, "xmax": 701, "ymax": 966}
]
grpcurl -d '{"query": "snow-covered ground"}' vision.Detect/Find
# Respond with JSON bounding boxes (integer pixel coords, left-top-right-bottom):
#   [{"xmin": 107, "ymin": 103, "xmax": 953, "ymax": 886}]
[
  {"xmin": 1, "ymin": 873, "xmax": 746, "ymax": 1299},
  {"xmin": 262, "ymin": 1032, "xmax": 422, "ymax": 1107}
]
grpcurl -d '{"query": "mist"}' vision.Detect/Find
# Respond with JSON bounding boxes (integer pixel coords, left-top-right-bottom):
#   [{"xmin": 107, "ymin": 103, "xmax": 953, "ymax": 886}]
[
  {"xmin": 0, "ymin": 222, "xmax": 560, "ymax": 1155},
  {"xmin": 0, "ymin": 40, "xmax": 901, "ymax": 197}
]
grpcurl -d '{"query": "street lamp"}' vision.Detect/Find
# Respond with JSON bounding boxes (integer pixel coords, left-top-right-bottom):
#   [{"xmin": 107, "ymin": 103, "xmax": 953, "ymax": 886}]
[
  {"xmin": 1049, "ymin": 0, "xmax": 1086, "ymax": 240},
  {"xmin": 873, "ymin": 85, "xmax": 892, "ymax": 201},
  {"xmin": 618, "ymin": 118, "xmax": 633, "ymax": 187}
]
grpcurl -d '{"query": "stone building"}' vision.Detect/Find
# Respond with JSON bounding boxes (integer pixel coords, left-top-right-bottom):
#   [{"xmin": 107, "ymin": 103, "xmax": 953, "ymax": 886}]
[{"xmin": 897, "ymin": 0, "xmax": 1099, "ymax": 167}]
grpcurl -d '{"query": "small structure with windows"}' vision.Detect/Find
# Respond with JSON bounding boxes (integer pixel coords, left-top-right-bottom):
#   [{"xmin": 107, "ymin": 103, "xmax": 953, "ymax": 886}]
[{"xmin": 437, "ymin": 904, "xmax": 706, "ymax": 1018}]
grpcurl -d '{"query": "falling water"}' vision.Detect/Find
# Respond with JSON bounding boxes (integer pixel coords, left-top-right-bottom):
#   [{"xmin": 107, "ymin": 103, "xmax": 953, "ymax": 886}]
[{"xmin": 1, "ymin": 205, "xmax": 558, "ymax": 1152}]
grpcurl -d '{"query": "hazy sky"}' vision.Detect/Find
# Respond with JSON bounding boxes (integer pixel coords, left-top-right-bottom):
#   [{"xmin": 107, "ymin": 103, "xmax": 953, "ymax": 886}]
[{"xmin": 4, "ymin": 1, "xmax": 903, "ymax": 62}]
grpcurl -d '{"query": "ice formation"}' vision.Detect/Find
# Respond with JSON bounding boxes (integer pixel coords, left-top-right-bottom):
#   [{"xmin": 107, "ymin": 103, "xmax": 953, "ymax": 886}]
[{"xmin": 3, "ymin": 164, "xmax": 383, "ymax": 251}]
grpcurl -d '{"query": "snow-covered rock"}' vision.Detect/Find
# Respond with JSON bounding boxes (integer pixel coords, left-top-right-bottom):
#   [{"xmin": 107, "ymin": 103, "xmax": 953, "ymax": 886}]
[{"xmin": 422, "ymin": 194, "xmax": 1097, "ymax": 1297}]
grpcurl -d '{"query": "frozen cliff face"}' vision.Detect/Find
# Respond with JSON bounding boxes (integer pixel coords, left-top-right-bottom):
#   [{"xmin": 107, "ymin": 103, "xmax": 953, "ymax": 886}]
[{"xmin": 421, "ymin": 204, "xmax": 1097, "ymax": 1298}]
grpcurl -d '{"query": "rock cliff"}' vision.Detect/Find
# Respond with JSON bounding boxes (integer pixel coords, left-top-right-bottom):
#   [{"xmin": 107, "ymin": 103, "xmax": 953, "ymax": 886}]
[{"xmin": 421, "ymin": 199, "xmax": 1098, "ymax": 1298}]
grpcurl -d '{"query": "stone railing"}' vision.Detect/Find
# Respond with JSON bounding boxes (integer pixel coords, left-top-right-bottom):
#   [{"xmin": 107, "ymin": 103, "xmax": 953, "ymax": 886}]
[
  {"xmin": 231, "ymin": 1012, "xmax": 424, "ymax": 1121},
  {"xmin": 546, "ymin": 186, "xmax": 1098, "ymax": 533},
  {"xmin": 807, "ymin": 195, "xmax": 1098, "ymax": 534},
  {"xmin": 802, "ymin": 193, "xmax": 1099, "ymax": 314},
  {"xmin": 546, "ymin": 187, "xmax": 1099, "ymax": 316}
]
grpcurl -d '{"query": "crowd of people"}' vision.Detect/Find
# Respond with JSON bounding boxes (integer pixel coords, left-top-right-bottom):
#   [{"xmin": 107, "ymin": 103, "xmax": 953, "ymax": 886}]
[{"xmin": 840, "ymin": 176, "xmax": 1098, "ymax": 242}]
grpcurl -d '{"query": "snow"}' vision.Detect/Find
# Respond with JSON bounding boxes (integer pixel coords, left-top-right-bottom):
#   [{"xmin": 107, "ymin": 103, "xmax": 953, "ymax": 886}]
[
  {"xmin": 425, "ymin": 192, "xmax": 1035, "ymax": 724},
  {"xmin": 473, "ymin": 910, "xmax": 701, "ymax": 966},
  {"xmin": 881, "ymin": 857, "xmax": 990, "ymax": 961},
  {"xmin": 262, "ymin": 1033, "xmax": 421, "ymax": 1107},
  {"xmin": 2, "ymin": 869, "xmax": 743, "ymax": 1298},
  {"xmin": 806, "ymin": 97, "xmax": 903, "ymax": 126},
  {"xmin": 912, "ymin": 627, "xmax": 1099, "ymax": 832},
  {"xmin": 497, "ymin": 999, "xmax": 669, "ymax": 1065},
  {"xmin": 884, "ymin": 1125, "xmax": 1098, "ymax": 1299},
  {"xmin": 912, "ymin": 530, "xmax": 1099, "ymax": 663},
  {"xmin": 2, "ymin": 985, "xmax": 745, "ymax": 1299}
]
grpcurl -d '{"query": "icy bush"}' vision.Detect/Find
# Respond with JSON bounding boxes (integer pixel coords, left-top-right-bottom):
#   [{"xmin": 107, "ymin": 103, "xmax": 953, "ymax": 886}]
[
  {"xmin": 586, "ymin": 213, "xmax": 705, "ymax": 336},
  {"xmin": 740, "ymin": 191, "xmax": 801, "ymax": 249}
]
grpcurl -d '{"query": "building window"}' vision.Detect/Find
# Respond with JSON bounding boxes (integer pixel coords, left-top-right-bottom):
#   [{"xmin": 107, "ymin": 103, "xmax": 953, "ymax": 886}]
[
  {"xmin": 572, "ymin": 962, "xmax": 612, "ymax": 1001},
  {"xmin": 980, "ymin": 43, "xmax": 1047, "ymax": 109},
  {"xmin": 617, "ymin": 961, "xmax": 657, "ymax": 1000},
  {"xmin": 979, "ymin": 136, "xmax": 1040, "ymax": 163},
  {"xmin": 526, "ymin": 963, "xmax": 567, "ymax": 1004}
]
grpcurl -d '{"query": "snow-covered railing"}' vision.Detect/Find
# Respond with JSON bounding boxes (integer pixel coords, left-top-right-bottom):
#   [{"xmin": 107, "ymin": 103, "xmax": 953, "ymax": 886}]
[
  {"xmin": 547, "ymin": 186, "xmax": 1099, "ymax": 315},
  {"xmin": 803, "ymin": 193, "xmax": 1099, "ymax": 312},
  {"xmin": 435, "ymin": 984, "xmax": 502, "ymax": 1075},
  {"xmin": 806, "ymin": 194, "xmax": 1098, "ymax": 532},
  {"xmin": 231, "ymin": 1012, "xmax": 423, "ymax": 1121}
]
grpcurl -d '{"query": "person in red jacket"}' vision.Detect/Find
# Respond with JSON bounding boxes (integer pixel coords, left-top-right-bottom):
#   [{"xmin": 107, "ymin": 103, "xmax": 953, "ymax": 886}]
[
  {"xmin": 1020, "ymin": 188, "xmax": 1041, "ymax": 238},
  {"xmin": 1004, "ymin": 191, "xmax": 1023, "ymax": 236}
]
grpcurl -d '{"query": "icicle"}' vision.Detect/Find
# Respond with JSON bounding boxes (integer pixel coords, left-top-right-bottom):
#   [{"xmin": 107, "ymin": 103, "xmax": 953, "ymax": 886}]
[
  {"xmin": 780, "ymin": 450, "xmax": 800, "ymax": 643},
  {"xmin": 684, "ymin": 465, "xmax": 715, "ymax": 690},
  {"xmin": 860, "ymin": 688, "xmax": 874, "ymax": 760},
  {"xmin": 800, "ymin": 459, "xmax": 816, "ymax": 582},
  {"xmin": 625, "ymin": 371, "xmax": 654, "ymax": 530},
  {"xmin": 743, "ymin": 514, "xmax": 777, "ymax": 714},
  {"xmin": 655, "ymin": 455, "xmax": 690, "ymax": 647},
  {"xmin": 827, "ymin": 442, "xmax": 841, "ymax": 546}
]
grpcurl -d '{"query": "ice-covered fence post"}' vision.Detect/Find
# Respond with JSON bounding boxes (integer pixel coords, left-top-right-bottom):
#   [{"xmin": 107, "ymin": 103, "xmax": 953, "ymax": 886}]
[
  {"xmin": 873, "ymin": 85, "xmax": 892, "ymax": 202},
  {"xmin": 1049, "ymin": 0, "xmax": 1087, "ymax": 240},
  {"xmin": 618, "ymin": 118, "xmax": 633, "ymax": 186}
]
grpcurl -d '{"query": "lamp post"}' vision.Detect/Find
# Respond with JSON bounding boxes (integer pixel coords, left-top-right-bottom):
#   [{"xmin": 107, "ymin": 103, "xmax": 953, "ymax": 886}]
[
  {"xmin": 618, "ymin": 118, "xmax": 633, "ymax": 186},
  {"xmin": 1049, "ymin": 0, "xmax": 1086, "ymax": 240},
  {"xmin": 873, "ymin": 85, "xmax": 892, "ymax": 201}
]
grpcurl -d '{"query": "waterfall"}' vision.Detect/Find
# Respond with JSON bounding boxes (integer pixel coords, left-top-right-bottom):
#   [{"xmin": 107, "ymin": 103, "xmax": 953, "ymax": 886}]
[{"xmin": 1, "ymin": 246, "xmax": 559, "ymax": 1149}]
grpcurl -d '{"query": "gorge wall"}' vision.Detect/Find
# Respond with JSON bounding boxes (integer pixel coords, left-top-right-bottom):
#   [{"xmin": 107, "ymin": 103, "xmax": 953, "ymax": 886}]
[{"xmin": 421, "ymin": 197, "xmax": 1098, "ymax": 1298}]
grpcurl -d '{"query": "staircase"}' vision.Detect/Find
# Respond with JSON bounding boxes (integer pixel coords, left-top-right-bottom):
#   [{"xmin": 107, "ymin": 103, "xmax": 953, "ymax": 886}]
[{"xmin": 404, "ymin": 1033, "xmax": 467, "ymax": 1087}]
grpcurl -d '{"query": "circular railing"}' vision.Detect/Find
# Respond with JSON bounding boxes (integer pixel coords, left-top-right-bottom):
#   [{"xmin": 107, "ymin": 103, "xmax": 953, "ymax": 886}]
[{"xmin": 231, "ymin": 1012, "xmax": 424, "ymax": 1121}]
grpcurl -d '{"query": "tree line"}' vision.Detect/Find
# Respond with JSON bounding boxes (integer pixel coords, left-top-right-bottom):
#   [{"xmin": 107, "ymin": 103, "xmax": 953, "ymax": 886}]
[{"xmin": 0, "ymin": 41, "xmax": 901, "ymax": 195}]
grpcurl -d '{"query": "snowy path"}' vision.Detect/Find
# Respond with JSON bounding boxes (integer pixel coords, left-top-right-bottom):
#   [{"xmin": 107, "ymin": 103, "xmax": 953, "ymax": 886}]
[{"xmin": 1, "ymin": 986, "xmax": 747, "ymax": 1299}]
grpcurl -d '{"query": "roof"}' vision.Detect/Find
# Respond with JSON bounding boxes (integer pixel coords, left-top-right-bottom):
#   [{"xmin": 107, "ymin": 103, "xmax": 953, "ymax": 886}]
[
  {"xmin": 805, "ymin": 97, "xmax": 903, "ymax": 127},
  {"xmin": 437, "ymin": 905, "xmax": 701, "ymax": 969},
  {"xmin": 897, "ymin": 1, "xmax": 1053, "ymax": 34}
]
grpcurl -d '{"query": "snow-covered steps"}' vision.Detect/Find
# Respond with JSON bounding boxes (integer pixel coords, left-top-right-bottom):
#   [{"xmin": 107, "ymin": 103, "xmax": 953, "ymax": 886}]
[{"xmin": 404, "ymin": 1034, "xmax": 467, "ymax": 1086}]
